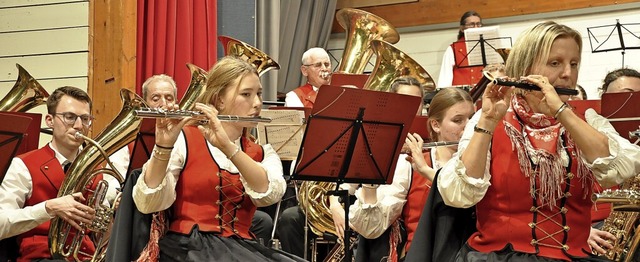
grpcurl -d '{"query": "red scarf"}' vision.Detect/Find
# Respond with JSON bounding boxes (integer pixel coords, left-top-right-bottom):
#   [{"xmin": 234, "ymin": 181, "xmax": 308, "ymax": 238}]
[{"xmin": 502, "ymin": 95, "xmax": 591, "ymax": 208}]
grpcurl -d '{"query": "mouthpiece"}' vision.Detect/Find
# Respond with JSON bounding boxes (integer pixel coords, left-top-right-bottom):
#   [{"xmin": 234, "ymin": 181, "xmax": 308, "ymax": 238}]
[
  {"xmin": 320, "ymin": 71, "xmax": 332, "ymax": 79},
  {"xmin": 74, "ymin": 132, "xmax": 84, "ymax": 139}
]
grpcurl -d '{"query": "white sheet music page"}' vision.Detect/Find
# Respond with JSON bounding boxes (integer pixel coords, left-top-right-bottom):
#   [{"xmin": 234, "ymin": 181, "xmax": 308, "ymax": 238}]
[
  {"xmin": 256, "ymin": 109, "xmax": 306, "ymax": 160},
  {"xmin": 464, "ymin": 26, "xmax": 506, "ymax": 66}
]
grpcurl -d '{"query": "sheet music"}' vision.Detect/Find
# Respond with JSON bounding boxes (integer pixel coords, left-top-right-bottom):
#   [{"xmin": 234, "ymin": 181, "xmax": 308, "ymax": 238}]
[
  {"xmin": 464, "ymin": 26, "xmax": 506, "ymax": 66},
  {"xmin": 256, "ymin": 109, "xmax": 305, "ymax": 160}
]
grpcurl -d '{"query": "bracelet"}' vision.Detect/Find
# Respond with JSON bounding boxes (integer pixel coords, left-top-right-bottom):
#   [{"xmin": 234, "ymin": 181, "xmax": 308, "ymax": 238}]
[
  {"xmin": 553, "ymin": 102, "xmax": 569, "ymax": 119},
  {"xmin": 155, "ymin": 144, "xmax": 174, "ymax": 150},
  {"xmin": 227, "ymin": 145, "xmax": 241, "ymax": 160},
  {"xmin": 152, "ymin": 152, "xmax": 170, "ymax": 161},
  {"xmin": 153, "ymin": 146, "xmax": 172, "ymax": 155},
  {"xmin": 474, "ymin": 125, "xmax": 493, "ymax": 136},
  {"xmin": 361, "ymin": 184, "xmax": 380, "ymax": 189}
]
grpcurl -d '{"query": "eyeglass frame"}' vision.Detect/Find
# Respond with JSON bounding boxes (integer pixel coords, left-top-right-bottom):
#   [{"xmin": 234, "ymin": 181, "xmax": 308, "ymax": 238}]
[
  {"xmin": 303, "ymin": 61, "xmax": 331, "ymax": 69},
  {"xmin": 53, "ymin": 112, "xmax": 94, "ymax": 127},
  {"xmin": 463, "ymin": 22, "xmax": 483, "ymax": 28}
]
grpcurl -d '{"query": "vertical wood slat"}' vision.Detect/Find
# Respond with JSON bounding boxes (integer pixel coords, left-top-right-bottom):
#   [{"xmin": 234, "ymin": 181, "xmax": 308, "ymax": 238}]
[{"xmin": 88, "ymin": 0, "xmax": 136, "ymax": 135}]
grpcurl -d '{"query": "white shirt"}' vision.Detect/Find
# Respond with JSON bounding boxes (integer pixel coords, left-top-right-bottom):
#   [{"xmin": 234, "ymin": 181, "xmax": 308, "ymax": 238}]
[
  {"xmin": 132, "ymin": 131, "xmax": 287, "ymax": 214},
  {"xmin": 284, "ymin": 85, "xmax": 318, "ymax": 107},
  {"xmin": 439, "ymin": 109, "xmax": 640, "ymax": 208},
  {"xmin": 109, "ymin": 145, "xmax": 131, "ymax": 181},
  {"xmin": 437, "ymin": 45, "xmax": 455, "ymax": 88}
]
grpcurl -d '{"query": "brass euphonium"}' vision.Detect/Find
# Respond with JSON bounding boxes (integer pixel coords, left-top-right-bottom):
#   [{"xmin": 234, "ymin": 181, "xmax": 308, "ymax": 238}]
[
  {"xmin": 178, "ymin": 63, "xmax": 207, "ymax": 111},
  {"xmin": 49, "ymin": 89, "xmax": 145, "ymax": 262},
  {"xmin": 0, "ymin": 63, "xmax": 49, "ymax": 112},
  {"xmin": 335, "ymin": 8, "xmax": 399, "ymax": 74},
  {"xmin": 363, "ymin": 39, "xmax": 436, "ymax": 92},
  {"xmin": 218, "ymin": 35, "xmax": 280, "ymax": 76}
]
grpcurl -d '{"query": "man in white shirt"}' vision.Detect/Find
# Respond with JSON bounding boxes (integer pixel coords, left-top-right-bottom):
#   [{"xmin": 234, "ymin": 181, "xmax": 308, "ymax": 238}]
[{"xmin": 284, "ymin": 47, "xmax": 332, "ymax": 108}]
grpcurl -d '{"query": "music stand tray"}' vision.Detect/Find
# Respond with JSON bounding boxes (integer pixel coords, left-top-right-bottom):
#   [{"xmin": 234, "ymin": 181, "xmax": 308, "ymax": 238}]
[{"xmin": 0, "ymin": 112, "xmax": 38, "ymax": 183}]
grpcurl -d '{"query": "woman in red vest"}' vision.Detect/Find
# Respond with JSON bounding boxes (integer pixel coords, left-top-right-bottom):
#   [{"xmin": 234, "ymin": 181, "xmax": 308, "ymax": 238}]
[
  {"xmin": 438, "ymin": 21, "xmax": 640, "ymax": 261},
  {"xmin": 350, "ymin": 86, "xmax": 475, "ymax": 262},
  {"xmin": 132, "ymin": 56, "xmax": 304, "ymax": 261},
  {"xmin": 437, "ymin": 11, "xmax": 484, "ymax": 88}
]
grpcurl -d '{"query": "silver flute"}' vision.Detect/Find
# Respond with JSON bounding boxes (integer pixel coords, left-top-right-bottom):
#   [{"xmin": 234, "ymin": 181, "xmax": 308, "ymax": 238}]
[{"xmin": 134, "ymin": 108, "xmax": 273, "ymax": 123}]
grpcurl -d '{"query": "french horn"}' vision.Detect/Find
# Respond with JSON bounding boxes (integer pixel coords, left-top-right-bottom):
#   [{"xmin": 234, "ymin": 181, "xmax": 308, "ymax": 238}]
[
  {"xmin": 49, "ymin": 89, "xmax": 145, "ymax": 262},
  {"xmin": 0, "ymin": 63, "xmax": 49, "ymax": 112}
]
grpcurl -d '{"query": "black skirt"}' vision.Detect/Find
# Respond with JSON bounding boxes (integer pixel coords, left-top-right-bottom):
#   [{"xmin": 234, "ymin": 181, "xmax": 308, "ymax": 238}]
[
  {"xmin": 455, "ymin": 243, "xmax": 612, "ymax": 262},
  {"xmin": 158, "ymin": 226, "xmax": 306, "ymax": 262}
]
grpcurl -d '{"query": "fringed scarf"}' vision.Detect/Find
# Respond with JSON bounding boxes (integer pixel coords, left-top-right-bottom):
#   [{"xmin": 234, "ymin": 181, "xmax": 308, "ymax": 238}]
[
  {"xmin": 136, "ymin": 212, "xmax": 167, "ymax": 262},
  {"xmin": 503, "ymin": 95, "xmax": 591, "ymax": 209}
]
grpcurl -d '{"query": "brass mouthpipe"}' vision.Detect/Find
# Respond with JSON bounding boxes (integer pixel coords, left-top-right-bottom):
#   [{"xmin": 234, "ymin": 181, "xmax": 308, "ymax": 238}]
[{"xmin": 134, "ymin": 108, "xmax": 273, "ymax": 123}]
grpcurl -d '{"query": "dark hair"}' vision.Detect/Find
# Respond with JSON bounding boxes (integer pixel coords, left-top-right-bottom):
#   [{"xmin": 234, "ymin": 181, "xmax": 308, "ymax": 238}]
[
  {"xmin": 458, "ymin": 11, "xmax": 481, "ymax": 39},
  {"xmin": 390, "ymin": 76, "xmax": 423, "ymax": 97},
  {"xmin": 601, "ymin": 68, "xmax": 640, "ymax": 94},
  {"xmin": 46, "ymin": 86, "xmax": 92, "ymax": 114},
  {"xmin": 575, "ymin": 84, "xmax": 587, "ymax": 100}
]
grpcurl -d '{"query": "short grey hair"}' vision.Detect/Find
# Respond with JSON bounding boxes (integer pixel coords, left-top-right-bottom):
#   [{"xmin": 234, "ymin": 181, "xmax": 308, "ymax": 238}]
[
  {"xmin": 301, "ymin": 47, "xmax": 329, "ymax": 65},
  {"xmin": 141, "ymin": 74, "xmax": 177, "ymax": 100}
]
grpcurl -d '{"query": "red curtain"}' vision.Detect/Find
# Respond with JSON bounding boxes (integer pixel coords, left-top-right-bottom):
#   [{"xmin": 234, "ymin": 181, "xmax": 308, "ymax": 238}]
[{"xmin": 136, "ymin": 0, "xmax": 217, "ymax": 101}]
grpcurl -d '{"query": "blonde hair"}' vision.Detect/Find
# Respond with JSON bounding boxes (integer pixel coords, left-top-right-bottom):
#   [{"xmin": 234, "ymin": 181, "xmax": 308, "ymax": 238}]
[
  {"xmin": 505, "ymin": 21, "xmax": 581, "ymax": 95},
  {"xmin": 427, "ymin": 88, "xmax": 472, "ymax": 141},
  {"xmin": 197, "ymin": 56, "xmax": 258, "ymax": 113}
]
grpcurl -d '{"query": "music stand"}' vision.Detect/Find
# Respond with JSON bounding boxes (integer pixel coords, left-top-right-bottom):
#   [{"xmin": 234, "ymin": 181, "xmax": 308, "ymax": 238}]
[
  {"xmin": 567, "ymin": 100, "xmax": 601, "ymax": 120},
  {"xmin": 291, "ymin": 85, "xmax": 421, "ymax": 261},
  {"xmin": 330, "ymin": 72, "xmax": 369, "ymax": 89},
  {"xmin": 587, "ymin": 20, "xmax": 640, "ymax": 67},
  {"xmin": 0, "ymin": 112, "xmax": 39, "ymax": 183},
  {"xmin": 601, "ymin": 91, "xmax": 640, "ymax": 142},
  {"xmin": 457, "ymin": 26, "xmax": 512, "ymax": 68},
  {"xmin": 126, "ymin": 118, "xmax": 156, "ymax": 176}
]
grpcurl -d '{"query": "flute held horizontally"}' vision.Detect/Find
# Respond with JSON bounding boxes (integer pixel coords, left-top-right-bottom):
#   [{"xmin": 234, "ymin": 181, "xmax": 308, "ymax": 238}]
[{"xmin": 134, "ymin": 108, "xmax": 273, "ymax": 123}]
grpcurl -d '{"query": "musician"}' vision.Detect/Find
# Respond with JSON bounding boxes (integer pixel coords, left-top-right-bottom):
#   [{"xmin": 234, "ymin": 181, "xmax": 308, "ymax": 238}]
[
  {"xmin": 0, "ymin": 86, "xmax": 99, "ymax": 261},
  {"xmin": 437, "ymin": 21, "xmax": 640, "ymax": 261},
  {"xmin": 437, "ymin": 11, "xmax": 484, "ymax": 88},
  {"xmin": 571, "ymin": 84, "xmax": 587, "ymax": 100},
  {"xmin": 131, "ymin": 56, "xmax": 304, "ymax": 261},
  {"xmin": 284, "ymin": 47, "xmax": 332, "ymax": 108},
  {"xmin": 600, "ymin": 68, "xmax": 640, "ymax": 94},
  {"xmin": 352, "ymin": 86, "xmax": 474, "ymax": 262}
]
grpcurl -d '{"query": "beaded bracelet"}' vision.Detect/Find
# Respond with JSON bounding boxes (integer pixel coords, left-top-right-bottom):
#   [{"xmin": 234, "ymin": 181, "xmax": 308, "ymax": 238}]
[
  {"xmin": 553, "ymin": 103, "xmax": 569, "ymax": 119},
  {"xmin": 473, "ymin": 125, "xmax": 493, "ymax": 136}
]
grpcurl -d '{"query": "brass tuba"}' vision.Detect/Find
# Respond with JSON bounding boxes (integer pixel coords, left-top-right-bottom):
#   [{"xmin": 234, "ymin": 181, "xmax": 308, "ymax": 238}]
[
  {"xmin": 335, "ymin": 8, "xmax": 399, "ymax": 74},
  {"xmin": 49, "ymin": 89, "xmax": 145, "ymax": 262},
  {"xmin": 363, "ymin": 39, "xmax": 436, "ymax": 92},
  {"xmin": 178, "ymin": 63, "xmax": 207, "ymax": 111},
  {"xmin": 0, "ymin": 63, "xmax": 49, "ymax": 112},
  {"xmin": 218, "ymin": 35, "xmax": 280, "ymax": 76},
  {"xmin": 593, "ymin": 174, "xmax": 640, "ymax": 262}
]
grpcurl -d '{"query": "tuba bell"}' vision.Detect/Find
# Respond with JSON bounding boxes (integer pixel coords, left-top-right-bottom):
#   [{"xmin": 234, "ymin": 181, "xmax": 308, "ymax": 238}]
[
  {"xmin": 335, "ymin": 8, "xmax": 399, "ymax": 74},
  {"xmin": 48, "ymin": 89, "xmax": 145, "ymax": 262},
  {"xmin": 0, "ymin": 64, "xmax": 49, "ymax": 112},
  {"xmin": 363, "ymin": 39, "xmax": 436, "ymax": 92},
  {"xmin": 178, "ymin": 63, "xmax": 207, "ymax": 111},
  {"xmin": 218, "ymin": 35, "xmax": 280, "ymax": 76}
]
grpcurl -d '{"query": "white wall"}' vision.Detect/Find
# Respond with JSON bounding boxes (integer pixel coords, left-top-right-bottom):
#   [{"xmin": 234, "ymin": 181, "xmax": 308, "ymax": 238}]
[
  {"xmin": 0, "ymin": 0, "xmax": 89, "ymax": 146},
  {"xmin": 327, "ymin": 6, "xmax": 640, "ymax": 100}
]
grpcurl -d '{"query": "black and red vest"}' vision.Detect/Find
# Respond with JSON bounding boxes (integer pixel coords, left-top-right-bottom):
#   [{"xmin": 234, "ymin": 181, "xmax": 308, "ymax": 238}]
[
  {"xmin": 292, "ymin": 83, "xmax": 317, "ymax": 108},
  {"xmin": 169, "ymin": 126, "xmax": 264, "ymax": 239},
  {"xmin": 467, "ymin": 121, "xmax": 593, "ymax": 260},
  {"xmin": 16, "ymin": 145, "xmax": 95, "ymax": 262},
  {"xmin": 451, "ymin": 39, "xmax": 484, "ymax": 86},
  {"xmin": 401, "ymin": 152, "xmax": 433, "ymax": 252}
]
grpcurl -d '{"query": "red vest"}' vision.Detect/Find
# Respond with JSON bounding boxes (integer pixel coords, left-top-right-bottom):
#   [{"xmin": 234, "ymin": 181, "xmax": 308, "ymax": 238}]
[
  {"xmin": 451, "ymin": 40, "xmax": 484, "ymax": 86},
  {"xmin": 169, "ymin": 126, "xmax": 264, "ymax": 238},
  {"xmin": 401, "ymin": 152, "xmax": 432, "ymax": 252},
  {"xmin": 467, "ymin": 121, "xmax": 593, "ymax": 260},
  {"xmin": 292, "ymin": 83, "xmax": 317, "ymax": 108},
  {"xmin": 16, "ymin": 145, "xmax": 95, "ymax": 262}
]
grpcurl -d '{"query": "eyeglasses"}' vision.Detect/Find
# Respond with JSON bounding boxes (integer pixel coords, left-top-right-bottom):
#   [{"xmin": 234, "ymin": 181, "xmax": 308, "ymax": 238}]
[
  {"xmin": 303, "ymin": 62, "xmax": 331, "ymax": 69},
  {"xmin": 464, "ymin": 22, "xmax": 483, "ymax": 27},
  {"xmin": 54, "ymin": 112, "xmax": 94, "ymax": 127}
]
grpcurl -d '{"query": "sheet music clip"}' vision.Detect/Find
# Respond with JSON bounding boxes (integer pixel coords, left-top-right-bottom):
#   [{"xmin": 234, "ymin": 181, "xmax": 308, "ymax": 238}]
[
  {"xmin": 587, "ymin": 20, "xmax": 640, "ymax": 67},
  {"xmin": 291, "ymin": 85, "xmax": 421, "ymax": 261}
]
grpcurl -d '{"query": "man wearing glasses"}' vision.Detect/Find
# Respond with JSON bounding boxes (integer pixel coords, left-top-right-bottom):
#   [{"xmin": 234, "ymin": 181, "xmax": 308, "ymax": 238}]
[
  {"xmin": 437, "ymin": 10, "xmax": 484, "ymax": 88},
  {"xmin": 0, "ymin": 86, "xmax": 99, "ymax": 260},
  {"xmin": 284, "ymin": 47, "xmax": 332, "ymax": 108}
]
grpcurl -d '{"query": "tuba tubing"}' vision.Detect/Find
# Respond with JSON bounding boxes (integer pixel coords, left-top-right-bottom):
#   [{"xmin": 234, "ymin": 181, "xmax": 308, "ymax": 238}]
[{"xmin": 0, "ymin": 64, "xmax": 49, "ymax": 112}]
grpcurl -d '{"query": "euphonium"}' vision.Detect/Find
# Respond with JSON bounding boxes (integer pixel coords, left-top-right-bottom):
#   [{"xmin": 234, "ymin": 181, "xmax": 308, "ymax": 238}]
[
  {"xmin": 218, "ymin": 35, "xmax": 280, "ymax": 76},
  {"xmin": 593, "ymin": 174, "xmax": 640, "ymax": 262},
  {"xmin": 298, "ymin": 181, "xmax": 339, "ymax": 237},
  {"xmin": 363, "ymin": 39, "xmax": 436, "ymax": 92},
  {"xmin": 179, "ymin": 63, "xmax": 207, "ymax": 111},
  {"xmin": 335, "ymin": 8, "xmax": 399, "ymax": 74},
  {"xmin": 0, "ymin": 63, "xmax": 49, "ymax": 112},
  {"xmin": 49, "ymin": 89, "xmax": 145, "ymax": 262}
]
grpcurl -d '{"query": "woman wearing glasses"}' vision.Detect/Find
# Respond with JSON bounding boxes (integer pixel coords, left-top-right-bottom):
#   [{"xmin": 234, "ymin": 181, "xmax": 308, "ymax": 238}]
[{"xmin": 437, "ymin": 10, "xmax": 484, "ymax": 88}]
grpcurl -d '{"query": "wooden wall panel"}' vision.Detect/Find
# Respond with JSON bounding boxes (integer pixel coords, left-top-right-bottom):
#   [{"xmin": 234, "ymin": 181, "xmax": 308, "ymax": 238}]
[
  {"xmin": 0, "ymin": 2, "xmax": 88, "ymax": 31},
  {"xmin": 332, "ymin": 0, "xmax": 640, "ymax": 32},
  {"xmin": 0, "ymin": 27, "xmax": 88, "ymax": 57},
  {"xmin": 0, "ymin": 53, "xmax": 87, "ymax": 81}
]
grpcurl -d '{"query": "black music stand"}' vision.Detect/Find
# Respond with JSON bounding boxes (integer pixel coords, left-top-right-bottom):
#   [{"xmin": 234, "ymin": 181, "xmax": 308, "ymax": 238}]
[
  {"xmin": 454, "ymin": 35, "xmax": 512, "ymax": 68},
  {"xmin": 601, "ymin": 91, "xmax": 640, "ymax": 142},
  {"xmin": 126, "ymin": 118, "xmax": 156, "ymax": 177},
  {"xmin": 0, "ymin": 112, "xmax": 39, "ymax": 183},
  {"xmin": 587, "ymin": 20, "xmax": 640, "ymax": 67},
  {"xmin": 291, "ymin": 85, "xmax": 421, "ymax": 261}
]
